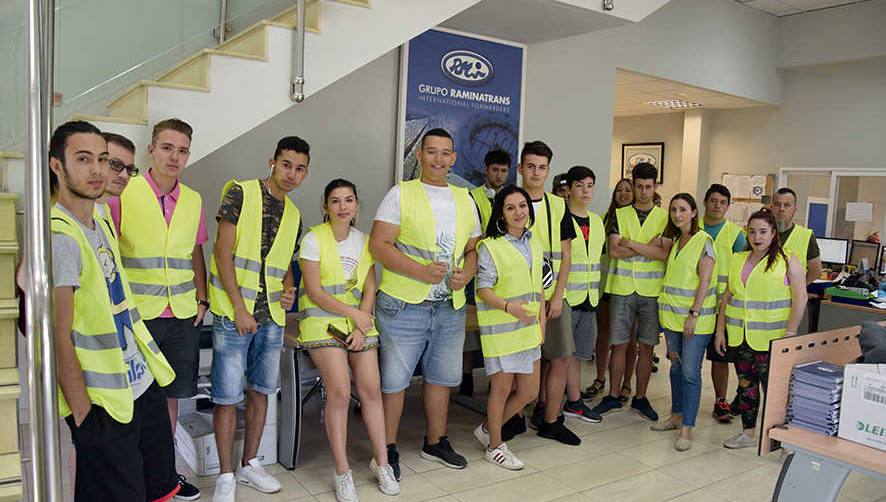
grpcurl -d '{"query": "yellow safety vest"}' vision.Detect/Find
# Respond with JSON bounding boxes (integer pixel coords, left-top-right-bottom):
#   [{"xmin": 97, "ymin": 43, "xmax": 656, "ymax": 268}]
[
  {"xmin": 298, "ymin": 223, "xmax": 377, "ymax": 343},
  {"xmin": 658, "ymin": 232, "xmax": 718, "ymax": 334},
  {"xmin": 470, "ymin": 185, "xmax": 493, "ymax": 233},
  {"xmin": 529, "ymin": 193, "xmax": 566, "ymax": 301},
  {"xmin": 119, "ymin": 175, "xmax": 201, "ymax": 319},
  {"xmin": 209, "ymin": 179, "xmax": 301, "ymax": 326},
  {"xmin": 605, "ymin": 205, "xmax": 668, "ymax": 297},
  {"xmin": 565, "ymin": 210, "xmax": 605, "ymax": 307},
  {"xmin": 378, "ymin": 179, "xmax": 476, "ymax": 309},
  {"xmin": 51, "ymin": 207, "xmax": 175, "ymax": 424},
  {"xmin": 782, "ymin": 224, "xmax": 812, "ymax": 271},
  {"xmin": 724, "ymin": 251, "xmax": 793, "ymax": 351},
  {"xmin": 701, "ymin": 219, "xmax": 742, "ymax": 297},
  {"xmin": 476, "ymin": 235, "xmax": 543, "ymax": 357}
]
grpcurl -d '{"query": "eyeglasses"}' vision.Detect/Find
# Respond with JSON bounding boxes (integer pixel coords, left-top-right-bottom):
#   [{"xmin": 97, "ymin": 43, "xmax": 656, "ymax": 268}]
[{"xmin": 108, "ymin": 159, "xmax": 139, "ymax": 177}]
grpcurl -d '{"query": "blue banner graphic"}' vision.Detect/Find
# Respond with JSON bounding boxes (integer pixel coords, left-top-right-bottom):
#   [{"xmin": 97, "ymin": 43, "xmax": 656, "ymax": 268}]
[{"xmin": 401, "ymin": 29, "xmax": 524, "ymax": 188}]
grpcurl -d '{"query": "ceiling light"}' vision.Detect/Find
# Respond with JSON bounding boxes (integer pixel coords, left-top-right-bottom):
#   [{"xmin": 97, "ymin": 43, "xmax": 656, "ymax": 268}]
[{"xmin": 647, "ymin": 99, "xmax": 703, "ymax": 109}]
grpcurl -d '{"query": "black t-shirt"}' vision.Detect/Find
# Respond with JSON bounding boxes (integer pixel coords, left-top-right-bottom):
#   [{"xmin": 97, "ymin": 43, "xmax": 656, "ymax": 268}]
[
  {"xmin": 569, "ymin": 212, "xmax": 596, "ymax": 311},
  {"xmin": 607, "ymin": 205, "xmax": 652, "ymax": 236}
]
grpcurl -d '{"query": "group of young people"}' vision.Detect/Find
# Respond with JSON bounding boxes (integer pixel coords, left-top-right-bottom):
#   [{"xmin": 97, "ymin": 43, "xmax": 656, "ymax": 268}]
[{"xmin": 46, "ymin": 116, "xmax": 817, "ymax": 502}]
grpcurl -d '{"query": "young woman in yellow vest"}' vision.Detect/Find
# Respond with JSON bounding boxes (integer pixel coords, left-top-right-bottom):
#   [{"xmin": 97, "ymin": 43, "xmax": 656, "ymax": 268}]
[
  {"xmin": 714, "ymin": 209, "xmax": 807, "ymax": 449},
  {"xmin": 298, "ymin": 179, "xmax": 399, "ymax": 500},
  {"xmin": 473, "ymin": 185, "xmax": 545, "ymax": 470},
  {"xmin": 586, "ymin": 178, "xmax": 634, "ymax": 399},
  {"xmin": 650, "ymin": 194, "xmax": 717, "ymax": 452}
]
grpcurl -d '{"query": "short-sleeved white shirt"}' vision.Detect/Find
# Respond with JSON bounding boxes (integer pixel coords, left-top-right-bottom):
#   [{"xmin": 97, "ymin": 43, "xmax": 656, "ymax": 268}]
[{"xmin": 299, "ymin": 227, "xmax": 367, "ymax": 282}]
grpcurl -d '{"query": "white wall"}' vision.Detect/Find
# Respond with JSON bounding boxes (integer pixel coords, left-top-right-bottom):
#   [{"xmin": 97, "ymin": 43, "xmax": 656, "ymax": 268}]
[{"xmin": 609, "ymin": 112, "xmax": 684, "ymax": 206}]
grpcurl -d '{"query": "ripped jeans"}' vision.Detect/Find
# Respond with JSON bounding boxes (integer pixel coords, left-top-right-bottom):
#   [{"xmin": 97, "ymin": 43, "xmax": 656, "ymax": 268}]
[{"xmin": 663, "ymin": 328, "xmax": 712, "ymax": 428}]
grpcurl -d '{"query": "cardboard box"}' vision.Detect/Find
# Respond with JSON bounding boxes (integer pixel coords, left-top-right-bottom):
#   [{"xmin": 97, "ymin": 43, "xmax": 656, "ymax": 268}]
[
  {"xmin": 176, "ymin": 410, "xmax": 277, "ymax": 477},
  {"xmin": 838, "ymin": 364, "xmax": 886, "ymax": 452}
]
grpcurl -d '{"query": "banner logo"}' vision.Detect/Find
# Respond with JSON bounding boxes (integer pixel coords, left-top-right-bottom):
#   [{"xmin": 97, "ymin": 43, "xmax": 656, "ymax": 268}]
[{"xmin": 441, "ymin": 50, "xmax": 493, "ymax": 86}]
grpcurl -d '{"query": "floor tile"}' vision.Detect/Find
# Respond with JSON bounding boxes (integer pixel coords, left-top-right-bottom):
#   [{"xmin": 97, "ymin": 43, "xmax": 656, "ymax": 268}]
[
  {"xmin": 453, "ymin": 471, "xmax": 575, "ymax": 502},
  {"xmin": 658, "ymin": 448, "xmax": 758, "ymax": 488},
  {"xmin": 582, "ymin": 469, "xmax": 695, "ymax": 502},
  {"xmin": 543, "ymin": 452, "xmax": 654, "ymax": 491}
]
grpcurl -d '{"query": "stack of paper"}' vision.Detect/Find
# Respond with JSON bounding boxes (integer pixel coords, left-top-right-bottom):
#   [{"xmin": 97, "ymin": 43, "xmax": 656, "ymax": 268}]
[{"xmin": 786, "ymin": 361, "xmax": 844, "ymax": 436}]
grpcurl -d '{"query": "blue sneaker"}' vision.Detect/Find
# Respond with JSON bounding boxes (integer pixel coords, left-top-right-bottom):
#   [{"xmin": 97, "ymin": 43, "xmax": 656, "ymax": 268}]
[{"xmin": 591, "ymin": 395, "xmax": 623, "ymax": 415}]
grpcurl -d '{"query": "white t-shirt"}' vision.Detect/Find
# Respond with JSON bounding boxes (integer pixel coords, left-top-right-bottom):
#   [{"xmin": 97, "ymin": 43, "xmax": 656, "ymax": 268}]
[
  {"xmin": 299, "ymin": 227, "xmax": 367, "ymax": 282},
  {"xmin": 374, "ymin": 183, "xmax": 481, "ymax": 301}
]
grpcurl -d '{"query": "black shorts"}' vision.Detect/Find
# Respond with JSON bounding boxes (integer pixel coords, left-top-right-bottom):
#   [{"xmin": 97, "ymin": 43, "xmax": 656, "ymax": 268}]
[
  {"xmin": 705, "ymin": 320, "xmax": 732, "ymax": 362},
  {"xmin": 145, "ymin": 316, "xmax": 200, "ymax": 398},
  {"xmin": 65, "ymin": 382, "xmax": 179, "ymax": 502}
]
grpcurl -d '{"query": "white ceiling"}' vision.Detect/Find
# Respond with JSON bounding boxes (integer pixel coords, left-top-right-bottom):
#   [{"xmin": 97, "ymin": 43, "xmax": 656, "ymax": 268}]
[
  {"xmin": 735, "ymin": 0, "xmax": 869, "ymax": 16},
  {"xmin": 613, "ymin": 69, "xmax": 767, "ymax": 117}
]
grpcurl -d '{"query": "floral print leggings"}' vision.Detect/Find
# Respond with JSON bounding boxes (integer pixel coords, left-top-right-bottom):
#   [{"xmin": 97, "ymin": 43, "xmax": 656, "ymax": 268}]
[{"xmin": 732, "ymin": 342, "xmax": 771, "ymax": 430}]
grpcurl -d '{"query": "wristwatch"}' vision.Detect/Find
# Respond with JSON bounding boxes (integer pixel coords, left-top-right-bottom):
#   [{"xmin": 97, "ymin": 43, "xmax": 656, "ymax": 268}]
[
  {"xmin": 198, "ymin": 300, "xmax": 210, "ymax": 309},
  {"xmin": 688, "ymin": 308, "xmax": 700, "ymax": 318}
]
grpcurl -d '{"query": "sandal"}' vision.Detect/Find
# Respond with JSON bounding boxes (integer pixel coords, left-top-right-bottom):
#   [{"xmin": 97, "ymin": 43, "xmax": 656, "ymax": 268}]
[
  {"xmin": 582, "ymin": 378, "xmax": 606, "ymax": 400},
  {"xmin": 618, "ymin": 385, "xmax": 631, "ymax": 403}
]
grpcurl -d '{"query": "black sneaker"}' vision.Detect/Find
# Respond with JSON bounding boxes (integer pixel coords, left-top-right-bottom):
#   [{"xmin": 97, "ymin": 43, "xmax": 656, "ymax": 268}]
[
  {"xmin": 501, "ymin": 413, "xmax": 527, "ymax": 441},
  {"xmin": 630, "ymin": 396, "xmax": 659, "ymax": 422},
  {"xmin": 420, "ymin": 436, "xmax": 467, "ymax": 469},
  {"xmin": 591, "ymin": 395, "xmax": 624, "ymax": 415},
  {"xmin": 386, "ymin": 443, "xmax": 401, "ymax": 481},
  {"xmin": 174, "ymin": 474, "xmax": 200, "ymax": 501},
  {"xmin": 529, "ymin": 402, "xmax": 545, "ymax": 430},
  {"xmin": 538, "ymin": 415, "xmax": 581, "ymax": 445},
  {"xmin": 713, "ymin": 400, "xmax": 734, "ymax": 422},
  {"xmin": 729, "ymin": 394, "xmax": 741, "ymax": 416},
  {"xmin": 563, "ymin": 400, "xmax": 603, "ymax": 423}
]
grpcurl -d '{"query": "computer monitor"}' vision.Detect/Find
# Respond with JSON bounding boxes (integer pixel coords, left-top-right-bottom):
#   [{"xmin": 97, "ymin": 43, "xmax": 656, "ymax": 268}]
[
  {"xmin": 849, "ymin": 240, "xmax": 881, "ymax": 272},
  {"xmin": 817, "ymin": 237, "xmax": 849, "ymax": 266}
]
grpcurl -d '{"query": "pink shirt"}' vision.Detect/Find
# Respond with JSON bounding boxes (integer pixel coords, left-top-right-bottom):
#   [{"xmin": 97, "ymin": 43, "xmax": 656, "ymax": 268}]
[
  {"xmin": 741, "ymin": 254, "xmax": 790, "ymax": 287},
  {"xmin": 108, "ymin": 168, "xmax": 208, "ymax": 318}
]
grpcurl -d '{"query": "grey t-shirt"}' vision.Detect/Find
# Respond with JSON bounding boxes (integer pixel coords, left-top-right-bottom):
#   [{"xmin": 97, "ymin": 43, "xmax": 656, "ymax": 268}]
[{"xmin": 52, "ymin": 204, "xmax": 154, "ymax": 399}]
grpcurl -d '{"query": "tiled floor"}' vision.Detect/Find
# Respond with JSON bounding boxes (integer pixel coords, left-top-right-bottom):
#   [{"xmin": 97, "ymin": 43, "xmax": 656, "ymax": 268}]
[{"xmin": 22, "ymin": 355, "xmax": 886, "ymax": 502}]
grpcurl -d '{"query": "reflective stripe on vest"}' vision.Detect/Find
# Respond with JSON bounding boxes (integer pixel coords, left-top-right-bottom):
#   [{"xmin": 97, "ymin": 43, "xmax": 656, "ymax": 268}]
[
  {"xmin": 529, "ymin": 193, "xmax": 567, "ymax": 301},
  {"xmin": 657, "ymin": 231, "xmax": 718, "ymax": 334},
  {"xmin": 701, "ymin": 219, "xmax": 742, "ymax": 297},
  {"xmin": 298, "ymin": 223, "xmax": 377, "ymax": 343},
  {"xmin": 209, "ymin": 179, "xmax": 301, "ymax": 326},
  {"xmin": 51, "ymin": 207, "xmax": 175, "ymax": 424},
  {"xmin": 378, "ymin": 179, "xmax": 476, "ymax": 308},
  {"xmin": 604, "ymin": 205, "xmax": 668, "ymax": 297},
  {"xmin": 782, "ymin": 224, "xmax": 812, "ymax": 271},
  {"xmin": 476, "ymin": 236, "xmax": 543, "ymax": 358},
  {"xmin": 470, "ymin": 186, "xmax": 493, "ymax": 233},
  {"xmin": 566, "ymin": 210, "xmax": 605, "ymax": 307},
  {"xmin": 119, "ymin": 175, "xmax": 201, "ymax": 319},
  {"xmin": 724, "ymin": 251, "xmax": 792, "ymax": 351}
]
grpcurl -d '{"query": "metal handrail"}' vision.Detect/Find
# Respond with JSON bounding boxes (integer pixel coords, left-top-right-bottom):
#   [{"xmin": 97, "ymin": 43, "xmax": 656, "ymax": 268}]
[
  {"xmin": 25, "ymin": 0, "xmax": 64, "ymax": 500},
  {"xmin": 217, "ymin": 0, "xmax": 229, "ymax": 44},
  {"xmin": 289, "ymin": 0, "xmax": 305, "ymax": 102}
]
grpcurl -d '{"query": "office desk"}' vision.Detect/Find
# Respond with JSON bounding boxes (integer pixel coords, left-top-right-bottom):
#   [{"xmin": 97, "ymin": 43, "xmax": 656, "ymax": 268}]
[{"xmin": 805, "ymin": 295, "xmax": 885, "ymax": 333}]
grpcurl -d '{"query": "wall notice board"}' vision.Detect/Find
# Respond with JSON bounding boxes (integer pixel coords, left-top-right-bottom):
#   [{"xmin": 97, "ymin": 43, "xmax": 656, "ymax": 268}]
[{"xmin": 721, "ymin": 173, "xmax": 774, "ymax": 227}]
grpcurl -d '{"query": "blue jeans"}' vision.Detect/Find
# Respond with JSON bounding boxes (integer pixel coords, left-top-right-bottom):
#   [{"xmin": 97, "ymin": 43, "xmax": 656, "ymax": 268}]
[
  {"xmin": 210, "ymin": 316, "xmax": 284, "ymax": 405},
  {"xmin": 663, "ymin": 328, "xmax": 711, "ymax": 428},
  {"xmin": 375, "ymin": 291, "xmax": 465, "ymax": 393}
]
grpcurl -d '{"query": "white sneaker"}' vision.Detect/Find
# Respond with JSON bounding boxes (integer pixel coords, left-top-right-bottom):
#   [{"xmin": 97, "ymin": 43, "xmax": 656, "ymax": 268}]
[
  {"xmin": 334, "ymin": 469, "xmax": 359, "ymax": 502},
  {"xmin": 235, "ymin": 457, "xmax": 282, "ymax": 493},
  {"xmin": 723, "ymin": 431, "xmax": 756, "ymax": 449},
  {"xmin": 484, "ymin": 443, "xmax": 524, "ymax": 470},
  {"xmin": 212, "ymin": 472, "xmax": 236, "ymax": 502},
  {"xmin": 473, "ymin": 422, "xmax": 490, "ymax": 448},
  {"xmin": 369, "ymin": 457, "xmax": 401, "ymax": 495}
]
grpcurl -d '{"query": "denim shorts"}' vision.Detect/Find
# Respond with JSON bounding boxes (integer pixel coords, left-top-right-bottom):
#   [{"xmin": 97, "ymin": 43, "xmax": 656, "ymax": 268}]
[
  {"xmin": 375, "ymin": 291, "xmax": 466, "ymax": 393},
  {"xmin": 609, "ymin": 292, "xmax": 661, "ymax": 346},
  {"xmin": 210, "ymin": 316, "xmax": 284, "ymax": 405}
]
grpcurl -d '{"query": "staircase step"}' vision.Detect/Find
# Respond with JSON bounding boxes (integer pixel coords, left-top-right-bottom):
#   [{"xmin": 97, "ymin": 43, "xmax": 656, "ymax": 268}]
[
  {"xmin": 156, "ymin": 51, "xmax": 212, "ymax": 88},
  {"xmin": 330, "ymin": 0, "xmax": 371, "ymax": 7},
  {"xmin": 70, "ymin": 114, "xmax": 147, "ymax": 126},
  {"xmin": 271, "ymin": 0, "xmax": 322, "ymax": 33},
  {"xmin": 108, "ymin": 79, "xmax": 210, "ymax": 123}
]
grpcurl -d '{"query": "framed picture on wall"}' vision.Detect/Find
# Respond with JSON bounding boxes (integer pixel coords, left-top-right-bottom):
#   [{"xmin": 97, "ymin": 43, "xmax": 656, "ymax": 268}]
[{"xmin": 622, "ymin": 142, "xmax": 664, "ymax": 184}]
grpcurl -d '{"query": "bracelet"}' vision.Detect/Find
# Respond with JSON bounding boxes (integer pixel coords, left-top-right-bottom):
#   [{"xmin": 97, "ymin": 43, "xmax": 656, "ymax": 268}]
[
  {"xmin": 504, "ymin": 301, "xmax": 510, "ymax": 314},
  {"xmin": 785, "ymin": 331, "xmax": 797, "ymax": 336}
]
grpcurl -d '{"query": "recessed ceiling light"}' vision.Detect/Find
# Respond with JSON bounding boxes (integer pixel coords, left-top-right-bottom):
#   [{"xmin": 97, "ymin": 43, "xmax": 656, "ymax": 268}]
[{"xmin": 647, "ymin": 99, "xmax": 703, "ymax": 109}]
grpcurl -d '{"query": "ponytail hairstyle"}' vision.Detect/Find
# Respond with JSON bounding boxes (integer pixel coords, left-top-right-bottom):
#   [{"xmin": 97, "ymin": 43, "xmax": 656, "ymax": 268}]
[
  {"xmin": 663, "ymin": 193, "xmax": 699, "ymax": 240},
  {"xmin": 486, "ymin": 185, "xmax": 535, "ymax": 239},
  {"xmin": 747, "ymin": 208, "xmax": 787, "ymax": 272},
  {"xmin": 322, "ymin": 178, "xmax": 358, "ymax": 226}
]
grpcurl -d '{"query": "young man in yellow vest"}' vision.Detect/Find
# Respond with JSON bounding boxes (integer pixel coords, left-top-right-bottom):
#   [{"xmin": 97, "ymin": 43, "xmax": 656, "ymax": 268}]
[
  {"xmin": 108, "ymin": 119, "xmax": 207, "ymax": 500},
  {"xmin": 94, "ymin": 132, "xmax": 137, "ymax": 221},
  {"xmin": 593, "ymin": 162, "xmax": 671, "ymax": 420},
  {"xmin": 700, "ymin": 184, "xmax": 747, "ymax": 423},
  {"xmin": 208, "ymin": 136, "xmax": 305, "ymax": 502},
  {"xmin": 370, "ymin": 128, "xmax": 481, "ymax": 479},
  {"xmin": 518, "ymin": 141, "xmax": 581, "ymax": 445},
  {"xmin": 562, "ymin": 166, "xmax": 605, "ymax": 424},
  {"xmin": 773, "ymin": 187, "xmax": 822, "ymax": 285},
  {"xmin": 461, "ymin": 149, "xmax": 512, "ymax": 399},
  {"xmin": 50, "ymin": 120, "xmax": 179, "ymax": 502}
]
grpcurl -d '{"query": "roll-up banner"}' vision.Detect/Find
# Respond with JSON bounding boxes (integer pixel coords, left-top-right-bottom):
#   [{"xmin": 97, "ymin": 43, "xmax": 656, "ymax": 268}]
[{"xmin": 396, "ymin": 28, "xmax": 526, "ymax": 187}]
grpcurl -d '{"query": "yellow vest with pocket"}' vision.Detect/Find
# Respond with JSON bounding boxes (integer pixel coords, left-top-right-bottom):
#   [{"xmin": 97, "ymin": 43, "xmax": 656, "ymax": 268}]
[
  {"xmin": 724, "ymin": 251, "xmax": 793, "ymax": 351},
  {"xmin": 605, "ymin": 205, "xmax": 668, "ymax": 297},
  {"xmin": 565, "ymin": 210, "xmax": 605, "ymax": 307},
  {"xmin": 658, "ymin": 232, "xmax": 718, "ymax": 334}
]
